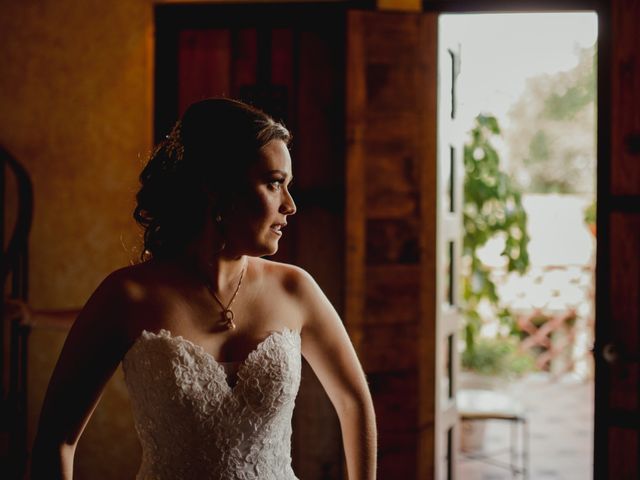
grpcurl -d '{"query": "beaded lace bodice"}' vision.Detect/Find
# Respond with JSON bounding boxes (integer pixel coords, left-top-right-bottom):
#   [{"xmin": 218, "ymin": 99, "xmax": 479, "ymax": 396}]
[{"xmin": 122, "ymin": 328, "xmax": 301, "ymax": 480}]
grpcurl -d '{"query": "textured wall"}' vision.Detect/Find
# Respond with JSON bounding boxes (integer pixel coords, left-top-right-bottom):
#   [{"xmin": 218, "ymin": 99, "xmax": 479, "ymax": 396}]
[
  {"xmin": 28, "ymin": 327, "xmax": 141, "ymax": 479},
  {"xmin": 0, "ymin": 1, "xmax": 153, "ymax": 478},
  {"xmin": 0, "ymin": 0, "xmax": 152, "ymax": 310}
]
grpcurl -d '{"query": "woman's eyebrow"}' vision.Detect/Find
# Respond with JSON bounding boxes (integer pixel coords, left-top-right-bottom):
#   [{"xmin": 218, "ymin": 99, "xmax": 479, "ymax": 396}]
[{"xmin": 267, "ymin": 169, "xmax": 293, "ymax": 180}]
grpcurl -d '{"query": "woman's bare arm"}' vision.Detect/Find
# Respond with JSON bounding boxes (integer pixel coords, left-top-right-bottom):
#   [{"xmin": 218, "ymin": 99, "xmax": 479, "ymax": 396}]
[
  {"xmin": 31, "ymin": 271, "xmax": 135, "ymax": 480},
  {"xmin": 295, "ymin": 267, "xmax": 377, "ymax": 480}
]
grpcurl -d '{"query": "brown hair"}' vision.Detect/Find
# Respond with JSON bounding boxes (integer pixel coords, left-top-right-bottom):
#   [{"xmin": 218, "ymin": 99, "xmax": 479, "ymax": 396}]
[{"xmin": 133, "ymin": 98, "xmax": 291, "ymax": 260}]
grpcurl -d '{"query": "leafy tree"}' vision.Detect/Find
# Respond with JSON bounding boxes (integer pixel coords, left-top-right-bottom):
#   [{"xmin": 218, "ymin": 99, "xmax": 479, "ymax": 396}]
[
  {"xmin": 505, "ymin": 45, "xmax": 596, "ymax": 194},
  {"xmin": 462, "ymin": 114, "xmax": 531, "ymax": 358}
]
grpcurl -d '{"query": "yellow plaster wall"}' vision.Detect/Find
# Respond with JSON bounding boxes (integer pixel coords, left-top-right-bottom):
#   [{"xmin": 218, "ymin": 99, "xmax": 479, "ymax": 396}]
[
  {"xmin": 376, "ymin": 0, "xmax": 422, "ymax": 11},
  {"xmin": 0, "ymin": 2, "xmax": 154, "ymax": 477},
  {"xmin": 0, "ymin": 0, "xmax": 153, "ymax": 311}
]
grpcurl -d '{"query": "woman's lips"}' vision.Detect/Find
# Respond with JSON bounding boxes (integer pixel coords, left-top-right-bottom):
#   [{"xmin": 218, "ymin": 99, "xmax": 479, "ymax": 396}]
[{"xmin": 270, "ymin": 223, "xmax": 286, "ymax": 236}]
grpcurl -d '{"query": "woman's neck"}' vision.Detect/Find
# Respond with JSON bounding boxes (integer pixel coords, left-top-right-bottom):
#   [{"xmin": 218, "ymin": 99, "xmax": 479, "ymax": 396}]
[
  {"xmin": 172, "ymin": 209, "xmax": 249, "ymax": 293},
  {"xmin": 184, "ymin": 245, "xmax": 247, "ymax": 294}
]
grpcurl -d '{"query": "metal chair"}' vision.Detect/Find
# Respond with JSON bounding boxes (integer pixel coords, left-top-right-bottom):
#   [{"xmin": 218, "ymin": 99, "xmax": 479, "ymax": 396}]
[{"xmin": 458, "ymin": 388, "xmax": 529, "ymax": 479}]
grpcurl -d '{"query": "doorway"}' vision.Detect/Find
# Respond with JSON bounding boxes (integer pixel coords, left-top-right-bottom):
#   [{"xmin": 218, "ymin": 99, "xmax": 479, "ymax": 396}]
[{"xmin": 439, "ymin": 12, "xmax": 598, "ymax": 479}]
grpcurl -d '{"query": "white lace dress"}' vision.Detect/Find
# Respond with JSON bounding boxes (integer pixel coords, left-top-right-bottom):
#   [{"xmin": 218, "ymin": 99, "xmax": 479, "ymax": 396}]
[{"xmin": 122, "ymin": 328, "xmax": 301, "ymax": 480}]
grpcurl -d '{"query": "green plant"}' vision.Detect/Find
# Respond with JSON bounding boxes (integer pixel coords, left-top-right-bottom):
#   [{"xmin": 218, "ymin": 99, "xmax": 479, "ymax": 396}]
[
  {"xmin": 461, "ymin": 336, "xmax": 535, "ymax": 378},
  {"xmin": 462, "ymin": 114, "xmax": 531, "ymax": 366},
  {"xmin": 583, "ymin": 198, "xmax": 596, "ymax": 225}
]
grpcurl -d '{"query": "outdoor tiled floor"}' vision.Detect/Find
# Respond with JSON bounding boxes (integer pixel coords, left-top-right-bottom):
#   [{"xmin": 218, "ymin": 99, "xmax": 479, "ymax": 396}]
[{"xmin": 457, "ymin": 372, "xmax": 594, "ymax": 479}]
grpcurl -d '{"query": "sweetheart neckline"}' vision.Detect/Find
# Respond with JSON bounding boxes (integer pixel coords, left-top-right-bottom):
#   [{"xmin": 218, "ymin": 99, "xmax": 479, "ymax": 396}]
[{"xmin": 129, "ymin": 327, "xmax": 301, "ymax": 393}]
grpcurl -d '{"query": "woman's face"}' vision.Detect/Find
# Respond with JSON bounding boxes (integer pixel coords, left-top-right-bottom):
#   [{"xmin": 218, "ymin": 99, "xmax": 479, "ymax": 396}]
[{"xmin": 224, "ymin": 139, "xmax": 296, "ymax": 257}]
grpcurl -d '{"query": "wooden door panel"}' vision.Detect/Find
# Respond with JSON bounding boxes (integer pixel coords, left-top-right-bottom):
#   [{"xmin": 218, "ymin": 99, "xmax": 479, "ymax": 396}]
[
  {"xmin": 346, "ymin": 9, "xmax": 439, "ymax": 479},
  {"xmin": 608, "ymin": 427, "xmax": 638, "ymax": 478},
  {"xmin": 366, "ymin": 221, "xmax": 420, "ymax": 265},
  {"xmin": 597, "ymin": 1, "xmax": 640, "ymax": 478},
  {"xmin": 362, "ymin": 124, "xmax": 422, "ymax": 218},
  {"xmin": 360, "ymin": 323, "xmax": 419, "ymax": 372},
  {"xmin": 369, "ymin": 370, "xmax": 419, "ymax": 430},
  {"xmin": 611, "ymin": 0, "xmax": 640, "ymax": 195},
  {"xmin": 365, "ymin": 67, "xmax": 430, "ymax": 111},
  {"xmin": 364, "ymin": 266, "xmax": 420, "ymax": 324},
  {"xmin": 432, "ymin": 27, "xmax": 463, "ymax": 480},
  {"xmin": 608, "ymin": 213, "xmax": 640, "ymax": 412}
]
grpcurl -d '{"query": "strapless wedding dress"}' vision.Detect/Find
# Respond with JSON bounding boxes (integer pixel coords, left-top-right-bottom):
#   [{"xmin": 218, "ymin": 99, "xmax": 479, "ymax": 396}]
[{"xmin": 122, "ymin": 328, "xmax": 301, "ymax": 480}]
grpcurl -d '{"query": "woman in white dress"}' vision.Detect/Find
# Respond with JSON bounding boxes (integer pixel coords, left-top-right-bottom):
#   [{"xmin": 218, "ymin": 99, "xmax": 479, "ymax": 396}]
[{"xmin": 31, "ymin": 98, "xmax": 377, "ymax": 479}]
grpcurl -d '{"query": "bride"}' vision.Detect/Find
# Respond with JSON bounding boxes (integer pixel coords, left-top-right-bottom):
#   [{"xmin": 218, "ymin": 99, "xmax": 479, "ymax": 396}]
[{"xmin": 31, "ymin": 98, "xmax": 377, "ymax": 479}]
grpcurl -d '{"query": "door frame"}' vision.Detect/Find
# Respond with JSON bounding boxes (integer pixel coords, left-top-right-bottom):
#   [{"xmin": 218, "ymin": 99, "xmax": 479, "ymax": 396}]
[
  {"xmin": 425, "ymin": 1, "xmax": 611, "ymax": 479},
  {"xmin": 155, "ymin": 1, "xmax": 622, "ymax": 478}
]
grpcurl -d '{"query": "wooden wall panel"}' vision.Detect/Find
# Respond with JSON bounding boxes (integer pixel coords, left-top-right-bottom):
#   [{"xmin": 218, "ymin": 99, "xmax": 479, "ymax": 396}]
[
  {"xmin": 230, "ymin": 29, "xmax": 257, "ymax": 99},
  {"xmin": 296, "ymin": 28, "xmax": 345, "ymax": 190},
  {"xmin": 291, "ymin": 21, "xmax": 345, "ymax": 480},
  {"xmin": 178, "ymin": 30, "xmax": 231, "ymax": 114},
  {"xmin": 271, "ymin": 28, "xmax": 293, "ymax": 87}
]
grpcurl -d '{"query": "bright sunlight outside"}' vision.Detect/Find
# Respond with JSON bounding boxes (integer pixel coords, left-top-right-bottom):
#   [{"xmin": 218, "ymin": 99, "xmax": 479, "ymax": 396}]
[{"xmin": 440, "ymin": 12, "xmax": 598, "ymax": 480}]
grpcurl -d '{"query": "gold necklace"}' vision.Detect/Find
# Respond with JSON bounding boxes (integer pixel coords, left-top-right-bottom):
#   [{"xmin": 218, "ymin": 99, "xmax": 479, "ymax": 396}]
[{"xmin": 206, "ymin": 260, "xmax": 247, "ymax": 330}]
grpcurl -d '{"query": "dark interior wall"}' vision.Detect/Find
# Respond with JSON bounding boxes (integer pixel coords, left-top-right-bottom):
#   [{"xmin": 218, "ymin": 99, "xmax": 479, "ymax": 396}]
[{"xmin": 154, "ymin": 4, "xmax": 348, "ymax": 478}]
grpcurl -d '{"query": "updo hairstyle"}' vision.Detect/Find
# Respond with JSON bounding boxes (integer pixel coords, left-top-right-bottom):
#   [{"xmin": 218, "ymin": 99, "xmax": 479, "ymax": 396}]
[{"xmin": 134, "ymin": 98, "xmax": 291, "ymax": 260}]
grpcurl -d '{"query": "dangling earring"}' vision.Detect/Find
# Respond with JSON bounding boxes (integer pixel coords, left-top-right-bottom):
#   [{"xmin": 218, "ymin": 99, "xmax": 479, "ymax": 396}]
[{"xmin": 214, "ymin": 212, "xmax": 225, "ymax": 252}]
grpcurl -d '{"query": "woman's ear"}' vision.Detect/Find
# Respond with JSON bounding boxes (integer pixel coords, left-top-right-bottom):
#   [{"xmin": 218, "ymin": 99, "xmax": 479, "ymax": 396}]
[{"xmin": 205, "ymin": 189, "xmax": 229, "ymax": 224}]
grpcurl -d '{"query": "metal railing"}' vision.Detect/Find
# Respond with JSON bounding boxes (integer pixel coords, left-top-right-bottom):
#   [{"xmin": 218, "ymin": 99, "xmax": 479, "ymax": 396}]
[{"xmin": 1, "ymin": 145, "xmax": 34, "ymax": 479}]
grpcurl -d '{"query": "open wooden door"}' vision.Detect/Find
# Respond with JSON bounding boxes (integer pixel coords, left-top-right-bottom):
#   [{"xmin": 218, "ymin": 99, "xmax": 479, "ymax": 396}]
[
  {"xmin": 594, "ymin": 2, "xmax": 640, "ymax": 479},
  {"xmin": 434, "ymin": 38, "xmax": 464, "ymax": 480},
  {"xmin": 346, "ymin": 10, "xmax": 460, "ymax": 479}
]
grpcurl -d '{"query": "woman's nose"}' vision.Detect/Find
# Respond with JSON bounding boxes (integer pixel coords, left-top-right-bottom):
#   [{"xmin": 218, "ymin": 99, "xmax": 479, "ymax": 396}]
[{"xmin": 280, "ymin": 190, "xmax": 296, "ymax": 215}]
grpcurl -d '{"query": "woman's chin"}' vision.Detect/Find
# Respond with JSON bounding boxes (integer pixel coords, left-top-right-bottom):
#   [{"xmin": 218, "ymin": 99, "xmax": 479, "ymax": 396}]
[
  {"xmin": 252, "ymin": 240, "xmax": 279, "ymax": 257},
  {"xmin": 265, "ymin": 243, "xmax": 279, "ymax": 256}
]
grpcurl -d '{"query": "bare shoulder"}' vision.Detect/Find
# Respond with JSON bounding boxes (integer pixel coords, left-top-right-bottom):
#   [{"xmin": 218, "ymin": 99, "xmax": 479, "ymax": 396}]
[
  {"xmin": 78, "ymin": 261, "xmax": 161, "ymax": 344},
  {"xmin": 89, "ymin": 263, "xmax": 150, "ymax": 315},
  {"xmin": 252, "ymin": 257, "xmax": 317, "ymax": 297},
  {"xmin": 101, "ymin": 261, "xmax": 156, "ymax": 303},
  {"xmin": 251, "ymin": 257, "xmax": 331, "ymax": 331}
]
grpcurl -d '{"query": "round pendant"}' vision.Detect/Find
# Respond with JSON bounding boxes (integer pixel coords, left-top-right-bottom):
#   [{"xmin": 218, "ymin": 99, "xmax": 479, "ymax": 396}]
[{"xmin": 222, "ymin": 309, "xmax": 236, "ymax": 329}]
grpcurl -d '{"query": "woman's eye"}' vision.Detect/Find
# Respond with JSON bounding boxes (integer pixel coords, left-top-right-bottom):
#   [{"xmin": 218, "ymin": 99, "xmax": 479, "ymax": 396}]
[{"xmin": 269, "ymin": 180, "xmax": 283, "ymax": 190}]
